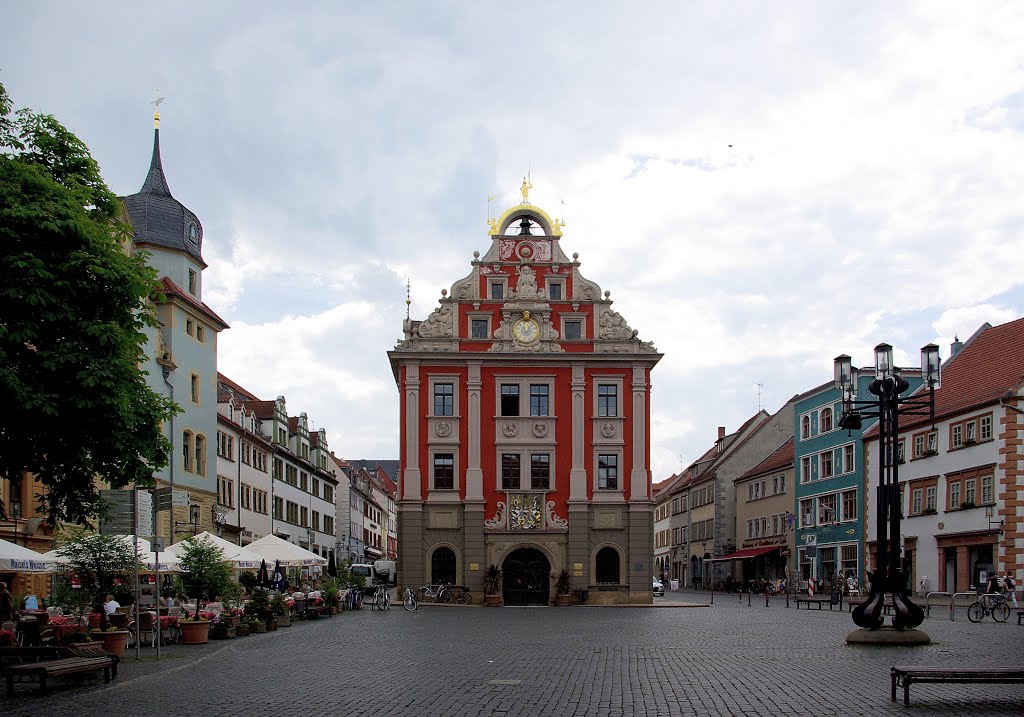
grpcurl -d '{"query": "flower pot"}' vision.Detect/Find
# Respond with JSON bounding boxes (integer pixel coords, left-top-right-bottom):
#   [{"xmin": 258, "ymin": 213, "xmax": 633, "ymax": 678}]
[
  {"xmin": 235, "ymin": 624, "xmax": 251, "ymax": 637},
  {"xmin": 484, "ymin": 594, "xmax": 502, "ymax": 607},
  {"xmin": 179, "ymin": 620, "xmax": 212, "ymax": 645},
  {"xmin": 253, "ymin": 622, "xmax": 267, "ymax": 634},
  {"xmin": 228, "ymin": 615, "xmax": 241, "ymax": 627},
  {"xmin": 276, "ymin": 614, "xmax": 291, "ymax": 627},
  {"xmin": 210, "ymin": 623, "xmax": 236, "ymax": 640},
  {"xmin": 554, "ymin": 594, "xmax": 571, "ymax": 607},
  {"xmin": 99, "ymin": 630, "xmax": 130, "ymax": 657}
]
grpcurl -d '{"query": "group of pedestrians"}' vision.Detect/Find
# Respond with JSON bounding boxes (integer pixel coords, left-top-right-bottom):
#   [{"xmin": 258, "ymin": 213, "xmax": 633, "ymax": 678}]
[{"xmin": 985, "ymin": 569, "xmax": 1018, "ymax": 608}]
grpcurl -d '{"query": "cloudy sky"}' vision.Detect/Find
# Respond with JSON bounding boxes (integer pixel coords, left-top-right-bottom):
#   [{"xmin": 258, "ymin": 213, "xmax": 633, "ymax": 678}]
[{"xmin": 5, "ymin": 2, "xmax": 1024, "ymax": 481}]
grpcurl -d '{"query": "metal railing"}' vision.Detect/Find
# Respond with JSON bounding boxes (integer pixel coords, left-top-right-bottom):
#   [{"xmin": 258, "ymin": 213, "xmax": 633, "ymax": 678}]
[{"xmin": 925, "ymin": 591, "xmax": 980, "ymax": 621}]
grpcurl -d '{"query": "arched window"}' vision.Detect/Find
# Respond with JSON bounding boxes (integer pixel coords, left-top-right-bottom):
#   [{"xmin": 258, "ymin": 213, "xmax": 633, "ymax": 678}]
[
  {"xmin": 801, "ymin": 415, "xmax": 811, "ymax": 439},
  {"xmin": 820, "ymin": 407, "xmax": 833, "ymax": 433},
  {"xmin": 182, "ymin": 430, "xmax": 194, "ymax": 472},
  {"xmin": 595, "ymin": 546, "xmax": 620, "ymax": 584},
  {"xmin": 195, "ymin": 434, "xmax": 207, "ymax": 476},
  {"xmin": 431, "ymin": 547, "xmax": 457, "ymax": 585}
]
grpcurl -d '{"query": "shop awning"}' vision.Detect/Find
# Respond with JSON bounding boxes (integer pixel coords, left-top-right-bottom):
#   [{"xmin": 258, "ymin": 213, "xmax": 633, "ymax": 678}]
[{"xmin": 710, "ymin": 545, "xmax": 781, "ymax": 562}]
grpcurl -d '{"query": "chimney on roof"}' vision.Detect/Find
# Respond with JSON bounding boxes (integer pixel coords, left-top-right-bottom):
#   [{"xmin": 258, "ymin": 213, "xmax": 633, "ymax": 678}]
[
  {"xmin": 950, "ymin": 335, "xmax": 963, "ymax": 356},
  {"xmin": 718, "ymin": 426, "xmax": 726, "ymax": 440}
]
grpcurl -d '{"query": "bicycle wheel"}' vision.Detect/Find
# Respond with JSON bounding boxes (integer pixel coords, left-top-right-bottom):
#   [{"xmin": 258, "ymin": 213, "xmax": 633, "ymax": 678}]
[
  {"xmin": 370, "ymin": 592, "xmax": 377, "ymax": 611},
  {"xmin": 967, "ymin": 602, "xmax": 983, "ymax": 623},
  {"xmin": 438, "ymin": 587, "xmax": 452, "ymax": 604},
  {"xmin": 384, "ymin": 592, "xmax": 391, "ymax": 611},
  {"xmin": 375, "ymin": 591, "xmax": 387, "ymax": 611},
  {"xmin": 404, "ymin": 593, "xmax": 417, "ymax": 611},
  {"xmin": 455, "ymin": 590, "xmax": 469, "ymax": 605},
  {"xmin": 992, "ymin": 601, "xmax": 1010, "ymax": 622}
]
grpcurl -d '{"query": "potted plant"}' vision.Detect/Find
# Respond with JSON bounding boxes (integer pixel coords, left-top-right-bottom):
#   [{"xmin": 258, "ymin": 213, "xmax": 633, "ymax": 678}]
[
  {"xmin": 235, "ymin": 620, "xmax": 251, "ymax": 637},
  {"xmin": 483, "ymin": 564, "xmax": 502, "ymax": 607},
  {"xmin": 209, "ymin": 615, "xmax": 236, "ymax": 640},
  {"xmin": 554, "ymin": 569, "xmax": 573, "ymax": 607},
  {"xmin": 271, "ymin": 593, "xmax": 290, "ymax": 627},
  {"xmin": 54, "ymin": 530, "xmax": 139, "ymax": 630},
  {"xmin": 179, "ymin": 612, "xmax": 212, "ymax": 644},
  {"xmin": 321, "ymin": 577, "xmax": 340, "ymax": 615},
  {"xmin": 91, "ymin": 625, "xmax": 130, "ymax": 656}
]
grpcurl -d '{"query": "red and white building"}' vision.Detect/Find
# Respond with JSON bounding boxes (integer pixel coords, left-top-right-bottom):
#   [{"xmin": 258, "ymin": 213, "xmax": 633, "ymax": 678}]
[{"xmin": 389, "ymin": 193, "xmax": 661, "ymax": 604}]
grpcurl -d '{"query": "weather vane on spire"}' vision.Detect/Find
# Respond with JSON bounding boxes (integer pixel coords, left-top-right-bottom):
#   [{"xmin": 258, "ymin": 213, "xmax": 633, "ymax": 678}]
[
  {"xmin": 405, "ymin": 278, "xmax": 411, "ymax": 320},
  {"xmin": 150, "ymin": 91, "xmax": 166, "ymax": 127}
]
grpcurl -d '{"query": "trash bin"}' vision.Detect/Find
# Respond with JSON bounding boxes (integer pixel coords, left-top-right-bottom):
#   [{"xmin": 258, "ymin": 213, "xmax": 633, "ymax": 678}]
[{"xmin": 577, "ymin": 589, "xmax": 589, "ymax": 604}]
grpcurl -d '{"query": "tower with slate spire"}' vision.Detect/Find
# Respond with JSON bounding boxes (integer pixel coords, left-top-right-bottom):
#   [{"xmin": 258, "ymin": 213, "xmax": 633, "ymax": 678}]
[{"xmin": 120, "ymin": 110, "xmax": 228, "ymax": 542}]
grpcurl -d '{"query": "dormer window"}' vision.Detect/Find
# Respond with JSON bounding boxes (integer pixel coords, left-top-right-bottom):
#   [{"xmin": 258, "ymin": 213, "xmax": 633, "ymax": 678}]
[{"xmin": 188, "ymin": 224, "xmax": 199, "ymax": 245}]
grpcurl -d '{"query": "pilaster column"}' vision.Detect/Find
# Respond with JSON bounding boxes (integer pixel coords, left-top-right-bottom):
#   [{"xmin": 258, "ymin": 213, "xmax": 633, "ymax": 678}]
[
  {"xmin": 402, "ymin": 362, "xmax": 422, "ymax": 500},
  {"xmin": 569, "ymin": 363, "xmax": 588, "ymax": 499},
  {"xmin": 629, "ymin": 365, "xmax": 649, "ymax": 501},
  {"xmin": 465, "ymin": 361, "xmax": 484, "ymax": 500}
]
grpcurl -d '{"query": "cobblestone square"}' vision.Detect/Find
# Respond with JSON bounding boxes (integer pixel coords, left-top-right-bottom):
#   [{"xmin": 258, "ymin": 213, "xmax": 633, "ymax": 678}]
[{"xmin": 4, "ymin": 594, "xmax": 1022, "ymax": 717}]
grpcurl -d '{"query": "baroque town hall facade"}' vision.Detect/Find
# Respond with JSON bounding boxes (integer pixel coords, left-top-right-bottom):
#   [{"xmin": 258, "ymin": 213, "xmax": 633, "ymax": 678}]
[{"xmin": 389, "ymin": 187, "xmax": 662, "ymax": 604}]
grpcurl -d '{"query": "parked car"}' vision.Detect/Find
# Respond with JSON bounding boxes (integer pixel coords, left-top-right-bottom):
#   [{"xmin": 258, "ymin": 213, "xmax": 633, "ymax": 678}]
[{"xmin": 652, "ymin": 577, "xmax": 665, "ymax": 597}]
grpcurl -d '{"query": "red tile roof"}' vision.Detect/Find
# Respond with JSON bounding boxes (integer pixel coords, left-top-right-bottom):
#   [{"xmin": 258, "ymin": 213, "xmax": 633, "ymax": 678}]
[
  {"xmin": 875, "ymin": 317, "xmax": 1024, "ymax": 433},
  {"xmin": 243, "ymin": 400, "xmax": 277, "ymax": 420},
  {"xmin": 737, "ymin": 437, "xmax": 795, "ymax": 481},
  {"xmin": 159, "ymin": 277, "xmax": 229, "ymax": 330}
]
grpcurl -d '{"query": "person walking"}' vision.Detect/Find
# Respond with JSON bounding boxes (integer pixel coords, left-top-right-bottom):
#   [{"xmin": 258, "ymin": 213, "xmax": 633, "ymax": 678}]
[
  {"xmin": 1004, "ymin": 570, "xmax": 1018, "ymax": 609},
  {"xmin": 0, "ymin": 582, "xmax": 16, "ymax": 622}
]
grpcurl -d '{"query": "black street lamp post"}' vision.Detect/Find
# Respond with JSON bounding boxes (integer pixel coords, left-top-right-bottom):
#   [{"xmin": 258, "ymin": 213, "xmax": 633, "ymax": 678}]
[{"xmin": 834, "ymin": 342, "xmax": 941, "ymax": 630}]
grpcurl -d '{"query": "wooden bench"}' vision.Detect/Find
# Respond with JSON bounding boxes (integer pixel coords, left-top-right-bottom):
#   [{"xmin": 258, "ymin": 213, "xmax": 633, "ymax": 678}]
[
  {"xmin": 891, "ymin": 666, "xmax": 1024, "ymax": 706},
  {"xmin": 1, "ymin": 646, "xmax": 119, "ymax": 696},
  {"xmin": 795, "ymin": 598, "xmax": 834, "ymax": 610}
]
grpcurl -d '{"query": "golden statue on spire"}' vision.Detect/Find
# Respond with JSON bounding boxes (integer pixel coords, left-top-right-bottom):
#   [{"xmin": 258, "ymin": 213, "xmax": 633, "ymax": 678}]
[{"xmin": 520, "ymin": 176, "xmax": 533, "ymax": 204}]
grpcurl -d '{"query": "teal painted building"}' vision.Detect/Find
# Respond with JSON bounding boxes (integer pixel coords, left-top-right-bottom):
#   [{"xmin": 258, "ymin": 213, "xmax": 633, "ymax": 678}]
[{"xmin": 793, "ymin": 370, "xmax": 922, "ymax": 589}]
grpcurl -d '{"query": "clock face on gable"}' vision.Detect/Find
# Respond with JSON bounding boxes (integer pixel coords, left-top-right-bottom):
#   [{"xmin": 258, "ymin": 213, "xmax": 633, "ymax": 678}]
[{"xmin": 512, "ymin": 316, "xmax": 540, "ymax": 345}]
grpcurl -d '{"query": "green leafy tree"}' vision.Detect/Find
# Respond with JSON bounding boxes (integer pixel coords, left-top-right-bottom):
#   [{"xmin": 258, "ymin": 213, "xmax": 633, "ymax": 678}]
[
  {"xmin": 0, "ymin": 83, "xmax": 179, "ymax": 524},
  {"xmin": 176, "ymin": 537, "xmax": 236, "ymax": 603},
  {"xmin": 55, "ymin": 530, "xmax": 138, "ymax": 623}
]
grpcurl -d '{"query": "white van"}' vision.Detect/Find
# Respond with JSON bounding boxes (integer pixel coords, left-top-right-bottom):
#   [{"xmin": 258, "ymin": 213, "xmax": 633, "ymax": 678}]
[{"xmin": 350, "ymin": 560, "xmax": 397, "ymax": 587}]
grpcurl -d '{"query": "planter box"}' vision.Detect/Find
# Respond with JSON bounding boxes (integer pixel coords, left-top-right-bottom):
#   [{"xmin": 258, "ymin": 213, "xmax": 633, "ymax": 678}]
[
  {"xmin": 235, "ymin": 624, "xmax": 251, "ymax": 637},
  {"xmin": 98, "ymin": 631, "xmax": 130, "ymax": 657},
  {"xmin": 266, "ymin": 618, "xmax": 277, "ymax": 631},
  {"xmin": 210, "ymin": 624, "xmax": 236, "ymax": 640},
  {"xmin": 554, "ymin": 595, "xmax": 571, "ymax": 607},
  {"xmin": 180, "ymin": 620, "xmax": 212, "ymax": 645},
  {"xmin": 484, "ymin": 594, "xmax": 502, "ymax": 607},
  {"xmin": 276, "ymin": 614, "xmax": 291, "ymax": 627},
  {"xmin": 253, "ymin": 622, "xmax": 267, "ymax": 634}
]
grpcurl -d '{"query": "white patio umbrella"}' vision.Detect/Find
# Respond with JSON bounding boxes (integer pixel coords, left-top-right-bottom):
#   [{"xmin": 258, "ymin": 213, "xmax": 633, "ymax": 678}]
[
  {"xmin": 0, "ymin": 538, "xmax": 55, "ymax": 572},
  {"xmin": 165, "ymin": 531, "xmax": 263, "ymax": 570},
  {"xmin": 245, "ymin": 534, "xmax": 328, "ymax": 567}
]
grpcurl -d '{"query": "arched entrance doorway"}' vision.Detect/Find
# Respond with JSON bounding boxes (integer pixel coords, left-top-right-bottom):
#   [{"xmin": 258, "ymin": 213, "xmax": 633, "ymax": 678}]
[{"xmin": 502, "ymin": 547, "xmax": 551, "ymax": 606}]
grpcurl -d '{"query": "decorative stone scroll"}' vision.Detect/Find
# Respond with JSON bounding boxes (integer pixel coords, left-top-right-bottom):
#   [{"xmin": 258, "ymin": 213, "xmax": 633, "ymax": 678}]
[
  {"xmin": 599, "ymin": 309, "xmax": 638, "ymax": 340},
  {"xmin": 483, "ymin": 501, "xmax": 507, "ymax": 529},
  {"xmin": 417, "ymin": 305, "xmax": 454, "ymax": 338},
  {"xmin": 546, "ymin": 501, "xmax": 568, "ymax": 528}
]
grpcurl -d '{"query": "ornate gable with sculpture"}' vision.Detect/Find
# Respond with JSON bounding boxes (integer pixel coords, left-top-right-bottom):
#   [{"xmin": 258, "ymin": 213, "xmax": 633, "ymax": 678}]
[{"xmin": 389, "ymin": 184, "xmax": 661, "ymax": 605}]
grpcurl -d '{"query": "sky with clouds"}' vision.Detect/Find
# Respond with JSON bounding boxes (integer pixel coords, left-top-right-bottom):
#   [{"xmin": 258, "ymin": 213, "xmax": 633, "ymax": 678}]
[{"xmin": 4, "ymin": 1, "xmax": 1024, "ymax": 481}]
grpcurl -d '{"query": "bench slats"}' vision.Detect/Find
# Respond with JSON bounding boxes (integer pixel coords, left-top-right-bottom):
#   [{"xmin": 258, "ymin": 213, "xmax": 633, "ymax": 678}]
[{"xmin": 891, "ymin": 666, "xmax": 1024, "ymax": 706}]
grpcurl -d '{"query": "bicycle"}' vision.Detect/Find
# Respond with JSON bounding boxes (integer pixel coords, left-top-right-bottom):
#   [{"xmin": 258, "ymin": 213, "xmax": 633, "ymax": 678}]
[
  {"xmin": 967, "ymin": 593, "xmax": 1009, "ymax": 623},
  {"xmin": 403, "ymin": 586, "xmax": 418, "ymax": 611},
  {"xmin": 370, "ymin": 583, "xmax": 390, "ymax": 611},
  {"xmin": 418, "ymin": 584, "xmax": 452, "ymax": 603}
]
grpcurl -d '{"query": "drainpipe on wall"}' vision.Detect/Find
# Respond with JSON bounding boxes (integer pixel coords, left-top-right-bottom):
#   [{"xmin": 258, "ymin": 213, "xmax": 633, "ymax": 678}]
[{"xmin": 162, "ymin": 364, "xmax": 175, "ymax": 544}]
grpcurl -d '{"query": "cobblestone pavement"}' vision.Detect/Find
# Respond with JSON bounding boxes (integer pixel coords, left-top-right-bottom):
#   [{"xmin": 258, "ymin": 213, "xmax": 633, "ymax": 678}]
[{"xmin": 3, "ymin": 592, "xmax": 1023, "ymax": 716}]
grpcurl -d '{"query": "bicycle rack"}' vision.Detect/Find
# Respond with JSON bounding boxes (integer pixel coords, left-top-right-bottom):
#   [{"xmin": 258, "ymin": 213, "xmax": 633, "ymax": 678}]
[{"xmin": 924, "ymin": 591, "xmax": 951, "ymax": 618}]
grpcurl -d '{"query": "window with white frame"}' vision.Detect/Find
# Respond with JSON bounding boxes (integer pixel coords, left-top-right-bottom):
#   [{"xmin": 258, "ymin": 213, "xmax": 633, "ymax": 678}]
[
  {"xmin": 820, "ymin": 407, "xmax": 833, "ymax": 433},
  {"xmin": 982, "ymin": 474, "xmax": 994, "ymax": 505},
  {"xmin": 433, "ymin": 383, "xmax": 454, "ymax": 416},
  {"xmin": 501, "ymin": 453, "xmax": 521, "ymax": 490},
  {"xmin": 840, "ymin": 544, "xmax": 858, "ymax": 576},
  {"xmin": 597, "ymin": 384, "xmax": 618, "ymax": 417},
  {"xmin": 530, "ymin": 453, "xmax": 550, "ymax": 489},
  {"xmin": 818, "ymin": 494, "xmax": 838, "ymax": 524},
  {"xmin": 821, "ymin": 452, "xmax": 833, "ymax": 478},
  {"xmin": 529, "ymin": 384, "xmax": 549, "ymax": 417},
  {"xmin": 800, "ymin": 457, "xmax": 811, "ymax": 484},
  {"xmin": 433, "ymin": 453, "xmax": 454, "ymax": 490},
  {"xmin": 843, "ymin": 444, "xmax": 854, "ymax": 473},
  {"xmin": 800, "ymin": 498, "xmax": 814, "ymax": 527},
  {"xmin": 926, "ymin": 485, "xmax": 937, "ymax": 511},
  {"xmin": 597, "ymin": 454, "xmax": 619, "ymax": 490},
  {"xmin": 801, "ymin": 415, "xmax": 810, "ymax": 439},
  {"xmin": 842, "ymin": 489, "xmax": 857, "ymax": 521},
  {"xmin": 980, "ymin": 415, "xmax": 993, "ymax": 441}
]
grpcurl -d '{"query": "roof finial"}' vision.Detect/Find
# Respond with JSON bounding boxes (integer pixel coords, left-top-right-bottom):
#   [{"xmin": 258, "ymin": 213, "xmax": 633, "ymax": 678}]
[
  {"xmin": 405, "ymin": 278, "xmax": 411, "ymax": 320},
  {"xmin": 150, "ymin": 92, "xmax": 166, "ymax": 128}
]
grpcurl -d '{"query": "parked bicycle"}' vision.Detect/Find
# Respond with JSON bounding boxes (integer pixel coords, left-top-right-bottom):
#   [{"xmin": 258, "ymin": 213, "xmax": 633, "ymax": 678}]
[
  {"xmin": 418, "ymin": 584, "xmax": 453, "ymax": 603},
  {"xmin": 371, "ymin": 583, "xmax": 391, "ymax": 611},
  {"xmin": 968, "ymin": 593, "xmax": 1009, "ymax": 623},
  {"xmin": 403, "ymin": 586, "xmax": 418, "ymax": 611}
]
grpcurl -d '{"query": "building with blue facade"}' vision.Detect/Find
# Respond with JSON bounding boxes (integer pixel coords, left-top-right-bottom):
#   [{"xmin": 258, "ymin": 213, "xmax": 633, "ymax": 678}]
[
  {"xmin": 121, "ymin": 112, "xmax": 229, "ymax": 542},
  {"xmin": 793, "ymin": 370, "xmax": 923, "ymax": 590}
]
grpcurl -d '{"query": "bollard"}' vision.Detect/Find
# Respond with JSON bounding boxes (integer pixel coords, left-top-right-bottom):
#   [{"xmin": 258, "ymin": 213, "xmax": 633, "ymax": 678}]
[
  {"xmin": 765, "ymin": 590, "xmax": 769, "ymax": 607},
  {"xmin": 739, "ymin": 589, "xmax": 743, "ymax": 604},
  {"xmin": 747, "ymin": 591, "xmax": 751, "ymax": 607}
]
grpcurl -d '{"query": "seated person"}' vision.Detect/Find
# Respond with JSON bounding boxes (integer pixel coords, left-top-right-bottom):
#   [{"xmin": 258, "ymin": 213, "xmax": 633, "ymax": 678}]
[{"xmin": 103, "ymin": 594, "xmax": 120, "ymax": 616}]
